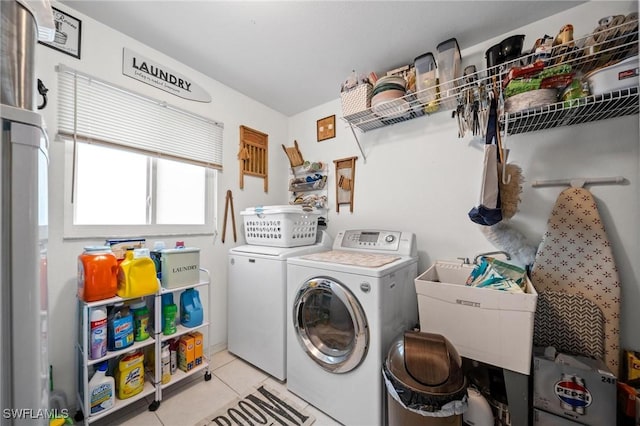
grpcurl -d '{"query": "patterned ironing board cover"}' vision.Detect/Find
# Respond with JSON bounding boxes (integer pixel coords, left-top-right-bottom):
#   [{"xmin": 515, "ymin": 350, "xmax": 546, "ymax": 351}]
[
  {"xmin": 300, "ymin": 250, "xmax": 400, "ymax": 268},
  {"xmin": 531, "ymin": 187, "xmax": 620, "ymax": 375}
]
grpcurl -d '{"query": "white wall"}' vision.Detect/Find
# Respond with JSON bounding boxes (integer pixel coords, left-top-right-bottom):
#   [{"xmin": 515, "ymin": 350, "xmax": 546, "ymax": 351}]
[
  {"xmin": 36, "ymin": 2, "xmax": 291, "ymax": 404},
  {"xmin": 35, "ymin": 0, "xmax": 639, "ymax": 408},
  {"xmin": 289, "ymin": 1, "xmax": 640, "ymax": 352}
]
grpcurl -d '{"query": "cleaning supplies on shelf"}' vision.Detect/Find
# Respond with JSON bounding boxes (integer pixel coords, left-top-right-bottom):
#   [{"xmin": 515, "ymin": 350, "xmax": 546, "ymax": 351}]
[
  {"xmin": 115, "ymin": 351, "xmax": 145, "ymax": 399},
  {"xmin": 89, "ymin": 306, "xmax": 108, "ymax": 359},
  {"xmin": 78, "ymin": 246, "xmax": 118, "ymax": 302},
  {"xmin": 117, "ymin": 248, "xmax": 158, "ymax": 298},
  {"xmin": 178, "ymin": 334, "xmax": 195, "ymax": 372},
  {"xmin": 180, "ymin": 288, "xmax": 203, "ymax": 328},
  {"xmin": 130, "ymin": 299, "xmax": 150, "ymax": 342},
  {"xmin": 107, "ymin": 304, "xmax": 134, "ymax": 351},
  {"xmin": 88, "ymin": 361, "xmax": 115, "ymax": 414},
  {"xmin": 161, "ymin": 342, "xmax": 171, "ymax": 384},
  {"xmin": 162, "ymin": 293, "xmax": 178, "ymax": 335}
]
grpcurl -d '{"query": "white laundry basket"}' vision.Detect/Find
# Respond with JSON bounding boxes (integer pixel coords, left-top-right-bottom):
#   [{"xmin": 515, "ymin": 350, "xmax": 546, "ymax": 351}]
[{"xmin": 241, "ymin": 205, "xmax": 320, "ymax": 247}]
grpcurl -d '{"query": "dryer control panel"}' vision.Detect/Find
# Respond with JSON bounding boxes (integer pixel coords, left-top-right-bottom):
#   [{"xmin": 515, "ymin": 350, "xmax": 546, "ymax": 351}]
[{"xmin": 335, "ymin": 230, "xmax": 416, "ymax": 256}]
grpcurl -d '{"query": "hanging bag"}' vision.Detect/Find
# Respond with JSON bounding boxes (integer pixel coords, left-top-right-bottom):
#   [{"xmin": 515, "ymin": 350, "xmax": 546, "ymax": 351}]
[{"xmin": 468, "ymin": 97, "xmax": 502, "ymax": 226}]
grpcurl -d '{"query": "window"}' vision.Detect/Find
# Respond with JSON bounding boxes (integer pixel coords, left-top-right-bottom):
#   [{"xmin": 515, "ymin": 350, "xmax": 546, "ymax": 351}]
[{"xmin": 57, "ymin": 65, "xmax": 222, "ymax": 238}]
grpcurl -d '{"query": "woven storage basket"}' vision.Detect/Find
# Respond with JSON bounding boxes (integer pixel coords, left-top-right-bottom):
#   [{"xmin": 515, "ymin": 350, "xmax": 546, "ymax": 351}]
[
  {"xmin": 341, "ymin": 83, "xmax": 373, "ymax": 117},
  {"xmin": 241, "ymin": 205, "xmax": 320, "ymax": 247}
]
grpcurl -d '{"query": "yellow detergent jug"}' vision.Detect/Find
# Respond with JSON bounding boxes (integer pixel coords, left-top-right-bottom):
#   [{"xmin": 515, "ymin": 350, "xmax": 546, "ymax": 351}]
[
  {"xmin": 115, "ymin": 351, "xmax": 145, "ymax": 399},
  {"xmin": 117, "ymin": 249, "xmax": 158, "ymax": 298}
]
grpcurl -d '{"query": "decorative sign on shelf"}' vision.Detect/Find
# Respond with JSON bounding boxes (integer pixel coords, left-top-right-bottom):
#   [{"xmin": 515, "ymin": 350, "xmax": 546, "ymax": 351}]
[
  {"xmin": 38, "ymin": 7, "xmax": 82, "ymax": 59},
  {"xmin": 122, "ymin": 48, "xmax": 211, "ymax": 102}
]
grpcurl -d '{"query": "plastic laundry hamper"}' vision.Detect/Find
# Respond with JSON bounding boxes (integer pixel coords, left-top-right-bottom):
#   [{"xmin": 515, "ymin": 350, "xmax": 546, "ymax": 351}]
[{"xmin": 241, "ymin": 205, "xmax": 320, "ymax": 247}]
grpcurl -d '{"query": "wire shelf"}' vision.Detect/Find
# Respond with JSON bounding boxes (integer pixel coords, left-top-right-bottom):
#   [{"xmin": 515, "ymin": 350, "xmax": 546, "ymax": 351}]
[
  {"xmin": 342, "ymin": 17, "xmax": 639, "ymax": 136},
  {"xmin": 502, "ymin": 87, "xmax": 638, "ymax": 134}
]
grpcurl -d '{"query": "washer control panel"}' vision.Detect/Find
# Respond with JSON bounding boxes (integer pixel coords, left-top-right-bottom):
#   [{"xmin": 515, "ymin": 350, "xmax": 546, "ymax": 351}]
[{"xmin": 338, "ymin": 230, "xmax": 401, "ymax": 251}]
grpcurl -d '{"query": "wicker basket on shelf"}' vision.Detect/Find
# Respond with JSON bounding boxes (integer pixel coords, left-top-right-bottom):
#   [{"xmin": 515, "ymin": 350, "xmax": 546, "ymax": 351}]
[{"xmin": 341, "ymin": 83, "xmax": 373, "ymax": 118}]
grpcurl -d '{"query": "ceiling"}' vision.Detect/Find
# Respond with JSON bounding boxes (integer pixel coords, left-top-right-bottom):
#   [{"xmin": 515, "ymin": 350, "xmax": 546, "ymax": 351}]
[{"xmin": 61, "ymin": 1, "xmax": 586, "ymax": 116}]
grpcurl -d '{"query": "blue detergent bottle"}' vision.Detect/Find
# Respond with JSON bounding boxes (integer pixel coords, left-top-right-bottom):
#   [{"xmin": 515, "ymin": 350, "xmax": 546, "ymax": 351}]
[{"xmin": 180, "ymin": 288, "xmax": 203, "ymax": 327}]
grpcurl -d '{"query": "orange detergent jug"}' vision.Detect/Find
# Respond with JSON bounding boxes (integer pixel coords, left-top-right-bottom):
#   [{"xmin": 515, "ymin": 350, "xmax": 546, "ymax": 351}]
[
  {"xmin": 117, "ymin": 249, "xmax": 159, "ymax": 298},
  {"xmin": 78, "ymin": 246, "xmax": 118, "ymax": 302}
]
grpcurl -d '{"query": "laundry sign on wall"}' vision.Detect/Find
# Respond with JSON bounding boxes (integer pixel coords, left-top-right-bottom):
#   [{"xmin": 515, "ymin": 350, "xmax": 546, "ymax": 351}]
[{"xmin": 122, "ymin": 48, "xmax": 211, "ymax": 102}]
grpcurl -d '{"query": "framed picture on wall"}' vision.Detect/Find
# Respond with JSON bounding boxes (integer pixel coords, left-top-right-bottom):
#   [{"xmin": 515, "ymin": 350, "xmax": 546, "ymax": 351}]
[
  {"xmin": 38, "ymin": 7, "xmax": 82, "ymax": 59},
  {"xmin": 317, "ymin": 115, "xmax": 336, "ymax": 142}
]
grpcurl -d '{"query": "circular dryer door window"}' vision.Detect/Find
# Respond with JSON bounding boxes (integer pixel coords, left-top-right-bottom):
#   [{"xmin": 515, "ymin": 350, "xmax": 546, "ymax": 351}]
[{"xmin": 293, "ymin": 278, "xmax": 369, "ymax": 373}]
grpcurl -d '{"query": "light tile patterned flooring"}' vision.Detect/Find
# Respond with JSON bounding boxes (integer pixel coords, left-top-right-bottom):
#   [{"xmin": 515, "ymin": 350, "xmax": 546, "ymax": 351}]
[{"xmin": 91, "ymin": 350, "xmax": 342, "ymax": 426}]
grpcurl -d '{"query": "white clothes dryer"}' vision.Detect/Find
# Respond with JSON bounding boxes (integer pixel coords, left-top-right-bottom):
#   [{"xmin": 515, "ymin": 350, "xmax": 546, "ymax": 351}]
[
  {"xmin": 286, "ymin": 230, "xmax": 418, "ymax": 426},
  {"xmin": 228, "ymin": 231, "xmax": 332, "ymax": 380}
]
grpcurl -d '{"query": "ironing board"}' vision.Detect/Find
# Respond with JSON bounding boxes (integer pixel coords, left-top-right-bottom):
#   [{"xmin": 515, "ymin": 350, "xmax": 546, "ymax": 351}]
[{"xmin": 531, "ymin": 187, "xmax": 620, "ymax": 375}]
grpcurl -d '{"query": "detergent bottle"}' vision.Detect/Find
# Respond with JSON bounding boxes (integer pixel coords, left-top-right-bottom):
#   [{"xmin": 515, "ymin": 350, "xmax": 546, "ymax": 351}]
[
  {"xmin": 89, "ymin": 306, "xmax": 108, "ymax": 359},
  {"xmin": 130, "ymin": 299, "xmax": 150, "ymax": 341},
  {"xmin": 180, "ymin": 288, "xmax": 203, "ymax": 328},
  {"xmin": 107, "ymin": 304, "xmax": 134, "ymax": 351},
  {"xmin": 162, "ymin": 293, "xmax": 177, "ymax": 335},
  {"xmin": 77, "ymin": 246, "xmax": 118, "ymax": 302},
  {"xmin": 117, "ymin": 248, "xmax": 158, "ymax": 298},
  {"xmin": 88, "ymin": 361, "xmax": 114, "ymax": 415}
]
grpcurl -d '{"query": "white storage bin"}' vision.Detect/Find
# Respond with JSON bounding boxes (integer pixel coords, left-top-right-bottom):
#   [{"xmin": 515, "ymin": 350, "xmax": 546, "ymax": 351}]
[
  {"xmin": 241, "ymin": 205, "xmax": 320, "ymax": 247},
  {"xmin": 157, "ymin": 248, "xmax": 200, "ymax": 289},
  {"xmin": 586, "ymin": 55, "xmax": 639, "ymax": 96},
  {"xmin": 414, "ymin": 260, "xmax": 538, "ymax": 375}
]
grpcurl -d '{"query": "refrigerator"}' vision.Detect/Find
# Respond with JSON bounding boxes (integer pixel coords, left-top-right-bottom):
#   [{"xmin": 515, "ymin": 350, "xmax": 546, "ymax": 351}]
[{"xmin": 1, "ymin": 0, "xmax": 54, "ymax": 424}]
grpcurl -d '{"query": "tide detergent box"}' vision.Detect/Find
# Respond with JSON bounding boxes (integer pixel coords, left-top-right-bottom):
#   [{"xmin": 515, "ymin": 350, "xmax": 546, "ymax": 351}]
[
  {"xmin": 178, "ymin": 334, "xmax": 195, "ymax": 372},
  {"xmin": 533, "ymin": 347, "xmax": 616, "ymax": 426},
  {"xmin": 191, "ymin": 331, "xmax": 203, "ymax": 366}
]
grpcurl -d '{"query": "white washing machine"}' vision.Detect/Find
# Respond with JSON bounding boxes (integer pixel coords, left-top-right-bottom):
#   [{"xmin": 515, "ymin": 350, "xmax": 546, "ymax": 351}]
[
  {"xmin": 227, "ymin": 231, "xmax": 331, "ymax": 380},
  {"xmin": 286, "ymin": 230, "xmax": 418, "ymax": 426}
]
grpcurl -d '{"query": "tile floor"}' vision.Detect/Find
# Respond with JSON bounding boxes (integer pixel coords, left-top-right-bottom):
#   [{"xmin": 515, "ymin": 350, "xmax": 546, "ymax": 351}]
[{"xmin": 91, "ymin": 349, "xmax": 342, "ymax": 426}]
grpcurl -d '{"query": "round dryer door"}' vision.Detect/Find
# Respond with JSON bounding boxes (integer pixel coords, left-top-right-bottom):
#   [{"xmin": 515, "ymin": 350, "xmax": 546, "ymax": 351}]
[{"xmin": 293, "ymin": 277, "xmax": 369, "ymax": 373}]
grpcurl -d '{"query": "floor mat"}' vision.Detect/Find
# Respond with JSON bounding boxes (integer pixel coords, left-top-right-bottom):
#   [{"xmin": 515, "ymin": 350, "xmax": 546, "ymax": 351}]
[
  {"xmin": 531, "ymin": 186, "xmax": 620, "ymax": 375},
  {"xmin": 195, "ymin": 385, "xmax": 315, "ymax": 426}
]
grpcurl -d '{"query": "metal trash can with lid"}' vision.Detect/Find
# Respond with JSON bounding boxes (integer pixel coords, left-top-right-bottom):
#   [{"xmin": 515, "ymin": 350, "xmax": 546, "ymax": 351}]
[{"xmin": 383, "ymin": 331, "xmax": 468, "ymax": 425}]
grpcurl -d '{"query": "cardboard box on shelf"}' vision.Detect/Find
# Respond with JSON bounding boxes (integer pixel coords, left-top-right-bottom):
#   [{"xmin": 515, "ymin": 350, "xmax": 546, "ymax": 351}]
[
  {"xmin": 191, "ymin": 331, "xmax": 203, "ymax": 366},
  {"xmin": 533, "ymin": 347, "xmax": 616, "ymax": 426},
  {"xmin": 178, "ymin": 334, "xmax": 195, "ymax": 372}
]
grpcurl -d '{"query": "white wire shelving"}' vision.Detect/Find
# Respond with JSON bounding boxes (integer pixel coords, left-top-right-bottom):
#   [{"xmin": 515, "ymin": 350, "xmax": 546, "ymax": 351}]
[{"xmin": 341, "ymin": 18, "xmax": 639, "ymax": 157}]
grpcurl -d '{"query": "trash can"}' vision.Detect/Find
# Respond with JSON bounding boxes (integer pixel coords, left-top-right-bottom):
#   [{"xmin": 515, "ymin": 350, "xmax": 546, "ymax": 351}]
[{"xmin": 383, "ymin": 331, "xmax": 468, "ymax": 425}]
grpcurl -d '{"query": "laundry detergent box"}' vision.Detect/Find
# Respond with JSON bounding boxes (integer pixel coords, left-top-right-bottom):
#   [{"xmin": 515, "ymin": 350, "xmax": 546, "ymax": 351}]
[
  {"xmin": 533, "ymin": 347, "xmax": 616, "ymax": 426},
  {"xmin": 178, "ymin": 334, "xmax": 195, "ymax": 372},
  {"xmin": 191, "ymin": 331, "xmax": 203, "ymax": 366},
  {"xmin": 158, "ymin": 248, "xmax": 200, "ymax": 289},
  {"xmin": 414, "ymin": 260, "xmax": 538, "ymax": 374}
]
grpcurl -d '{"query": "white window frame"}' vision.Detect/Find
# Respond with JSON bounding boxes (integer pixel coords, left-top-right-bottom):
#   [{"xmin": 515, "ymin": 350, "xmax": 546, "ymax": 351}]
[
  {"xmin": 56, "ymin": 65, "xmax": 222, "ymax": 240},
  {"xmin": 62, "ymin": 139, "xmax": 218, "ymax": 240}
]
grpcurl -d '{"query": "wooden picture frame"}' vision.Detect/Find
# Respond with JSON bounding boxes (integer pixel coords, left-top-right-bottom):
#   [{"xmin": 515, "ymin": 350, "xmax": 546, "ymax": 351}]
[
  {"xmin": 317, "ymin": 115, "xmax": 336, "ymax": 142},
  {"xmin": 38, "ymin": 7, "xmax": 82, "ymax": 59}
]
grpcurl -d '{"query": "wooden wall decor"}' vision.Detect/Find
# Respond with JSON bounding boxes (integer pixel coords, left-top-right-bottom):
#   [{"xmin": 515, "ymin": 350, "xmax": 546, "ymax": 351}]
[
  {"xmin": 333, "ymin": 156, "xmax": 358, "ymax": 213},
  {"xmin": 239, "ymin": 125, "xmax": 268, "ymax": 192},
  {"xmin": 281, "ymin": 140, "xmax": 304, "ymax": 167},
  {"xmin": 317, "ymin": 115, "xmax": 336, "ymax": 141}
]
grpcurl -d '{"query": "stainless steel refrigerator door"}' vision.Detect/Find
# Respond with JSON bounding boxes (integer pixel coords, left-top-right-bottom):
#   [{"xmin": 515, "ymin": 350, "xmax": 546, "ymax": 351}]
[{"xmin": 1, "ymin": 106, "xmax": 49, "ymax": 424}]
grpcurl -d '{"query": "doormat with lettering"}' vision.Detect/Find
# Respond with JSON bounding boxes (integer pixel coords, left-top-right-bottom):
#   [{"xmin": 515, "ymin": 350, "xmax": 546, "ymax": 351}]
[{"xmin": 195, "ymin": 385, "xmax": 315, "ymax": 426}]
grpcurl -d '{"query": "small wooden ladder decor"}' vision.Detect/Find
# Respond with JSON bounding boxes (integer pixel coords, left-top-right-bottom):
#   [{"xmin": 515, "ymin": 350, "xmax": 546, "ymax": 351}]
[
  {"xmin": 281, "ymin": 140, "xmax": 304, "ymax": 172},
  {"xmin": 239, "ymin": 125, "xmax": 269, "ymax": 192},
  {"xmin": 333, "ymin": 156, "xmax": 357, "ymax": 213}
]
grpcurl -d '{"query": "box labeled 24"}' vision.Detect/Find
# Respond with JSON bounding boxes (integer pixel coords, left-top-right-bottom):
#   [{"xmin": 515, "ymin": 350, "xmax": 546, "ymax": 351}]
[{"xmin": 533, "ymin": 348, "xmax": 616, "ymax": 426}]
